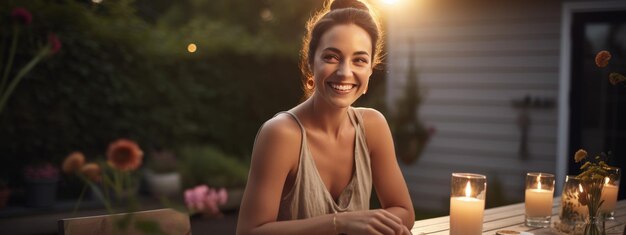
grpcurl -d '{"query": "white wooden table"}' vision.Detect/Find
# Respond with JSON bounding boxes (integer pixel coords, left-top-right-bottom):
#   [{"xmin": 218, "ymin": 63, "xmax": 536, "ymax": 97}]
[{"xmin": 411, "ymin": 198, "xmax": 626, "ymax": 235}]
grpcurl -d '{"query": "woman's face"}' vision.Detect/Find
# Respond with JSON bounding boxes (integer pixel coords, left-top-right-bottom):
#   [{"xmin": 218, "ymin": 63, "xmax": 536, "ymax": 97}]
[{"xmin": 311, "ymin": 23, "xmax": 373, "ymax": 109}]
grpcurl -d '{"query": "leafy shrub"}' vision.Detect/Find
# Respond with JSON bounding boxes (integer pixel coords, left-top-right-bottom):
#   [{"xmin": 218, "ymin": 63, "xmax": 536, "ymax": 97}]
[{"xmin": 177, "ymin": 145, "xmax": 248, "ymax": 188}]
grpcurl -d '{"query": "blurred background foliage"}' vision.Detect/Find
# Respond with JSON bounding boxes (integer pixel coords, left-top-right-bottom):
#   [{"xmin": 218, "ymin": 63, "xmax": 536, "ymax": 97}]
[
  {"xmin": 0, "ymin": 0, "xmax": 388, "ymax": 189},
  {"xmin": 0, "ymin": 0, "xmax": 309, "ymax": 185}
]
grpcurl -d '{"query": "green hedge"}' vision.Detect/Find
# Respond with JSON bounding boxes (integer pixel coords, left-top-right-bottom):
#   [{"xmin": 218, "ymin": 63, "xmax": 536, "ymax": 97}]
[{"xmin": 0, "ymin": 0, "xmax": 303, "ymax": 184}]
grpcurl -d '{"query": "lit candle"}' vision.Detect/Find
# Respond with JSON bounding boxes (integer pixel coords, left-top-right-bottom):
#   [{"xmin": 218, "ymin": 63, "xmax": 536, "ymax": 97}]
[
  {"xmin": 524, "ymin": 172, "xmax": 555, "ymax": 228},
  {"xmin": 450, "ymin": 181, "xmax": 485, "ymax": 235},
  {"xmin": 600, "ymin": 177, "xmax": 619, "ymax": 213},
  {"xmin": 525, "ymin": 175, "xmax": 554, "ymax": 217}
]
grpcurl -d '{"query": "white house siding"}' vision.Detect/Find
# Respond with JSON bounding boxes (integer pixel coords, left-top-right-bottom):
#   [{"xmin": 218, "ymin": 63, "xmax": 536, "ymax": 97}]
[{"xmin": 385, "ymin": 0, "xmax": 562, "ymax": 211}]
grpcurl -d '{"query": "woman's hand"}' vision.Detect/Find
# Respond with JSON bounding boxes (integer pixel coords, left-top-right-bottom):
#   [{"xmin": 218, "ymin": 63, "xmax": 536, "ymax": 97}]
[{"xmin": 336, "ymin": 209, "xmax": 411, "ymax": 235}]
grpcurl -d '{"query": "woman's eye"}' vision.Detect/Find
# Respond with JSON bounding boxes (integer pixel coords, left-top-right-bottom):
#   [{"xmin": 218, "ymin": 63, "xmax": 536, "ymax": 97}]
[
  {"xmin": 354, "ymin": 58, "xmax": 369, "ymax": 65},
  {"xmin": 322, "ymin": 54, "xmax": 339, "ymax": 63}
]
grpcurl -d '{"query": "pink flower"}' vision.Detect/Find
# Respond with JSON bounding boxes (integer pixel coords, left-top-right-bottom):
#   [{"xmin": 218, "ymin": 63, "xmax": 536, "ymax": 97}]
[
  {"xmin": 217, "ymin": 188, "xmax": 228, "ymax": 205},
  {"xmin": 23, "ymin": 163, "xmax": 59, "ymax": 180},
  {"xmin": 11, "ymin": 7, "xmax": 32, "ymax": 25},
  {"xmin": 47, "ymin": 33, "xmax": 62, "ymax": 55},
  {"xmin": 184, "ymin": 185, "xmax": 228, "ymax": 218}
]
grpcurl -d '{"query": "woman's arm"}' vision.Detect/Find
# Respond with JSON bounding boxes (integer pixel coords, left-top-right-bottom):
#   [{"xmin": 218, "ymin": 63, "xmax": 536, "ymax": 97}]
[
  {"xmin": 359, "ymin": 108, "xmax": 416, "ymax": 229},
  {"xmin": 237, "ymin": 114, "xmax": 411, "ymax": 235},
  {"xmin": 237, "ymin": 115, "xmax": 338, "ymax": 235}
]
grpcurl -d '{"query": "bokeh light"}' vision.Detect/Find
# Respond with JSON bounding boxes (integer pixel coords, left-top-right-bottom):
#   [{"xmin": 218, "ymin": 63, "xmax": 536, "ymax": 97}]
[{"xmin": 187, "ymin": 43, "xmax": 197, "ymax": 53}]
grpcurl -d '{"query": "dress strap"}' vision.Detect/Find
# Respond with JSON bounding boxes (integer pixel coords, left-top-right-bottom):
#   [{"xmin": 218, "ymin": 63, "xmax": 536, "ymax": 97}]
[
  {"xmin": 279, "ymin": 111, "xmax": 306, "ymax": 135},
  {"xmin": 347, "ymin": 107, "xmax": 358, "ymax": 127}
]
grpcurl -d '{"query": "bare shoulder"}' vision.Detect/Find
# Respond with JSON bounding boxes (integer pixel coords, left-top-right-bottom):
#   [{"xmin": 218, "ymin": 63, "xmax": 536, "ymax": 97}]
[
  {"xmin": 252, "ymin": 113, "xmax": 302, "ymax": 166},
  {"xmin": 353, "ymin": 107, "xmax": 389, "ymax": 129},
  {"xmin": 353, "ymin": 107, "xmax": 393, "ymax": 154},
  {"xmin": 258, "ymin": 113, "xmax": 301, "ymax": 141}
]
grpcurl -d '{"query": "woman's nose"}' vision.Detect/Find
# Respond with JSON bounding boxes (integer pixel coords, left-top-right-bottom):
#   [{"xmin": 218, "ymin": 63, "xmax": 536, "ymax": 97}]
[{"xmin": 336, "ymin": 62, "xmax": 353, "ymax": 77}]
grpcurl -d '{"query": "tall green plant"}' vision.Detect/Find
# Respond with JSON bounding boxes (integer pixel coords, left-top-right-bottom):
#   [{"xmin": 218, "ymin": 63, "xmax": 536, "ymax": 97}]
[
  {"xmin": 0, "ymin": 7, "xmax": 61, "ymax": 116},
  {"xmin": 393, "ymin": 39, "xmax": 432, "ymax": 165}
]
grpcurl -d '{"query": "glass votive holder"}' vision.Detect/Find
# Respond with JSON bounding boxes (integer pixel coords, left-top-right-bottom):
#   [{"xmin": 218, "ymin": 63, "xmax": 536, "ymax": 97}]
[
  {"xmin": 559, "ymin": 175, "xmax": 587, "ymax": 226},
  {"xmin": 524, "ymin": 172, "xmax": 555, "ymax": 228},
  {"xmin": 600, "ymin": 166, "xmax": 621, "ymax": 220},
  {"xmin": 449, "ymin": 173, "xmax": 486, "ymax": 235}
]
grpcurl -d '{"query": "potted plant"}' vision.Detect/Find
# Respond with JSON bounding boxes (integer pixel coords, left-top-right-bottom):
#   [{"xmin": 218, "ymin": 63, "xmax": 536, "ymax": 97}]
[
  {"xmin": 144, "ymin": 150, "xmax": 181, "ymax": 197},
  {"xmin": 23, "ymin": 162, "xmax": 60, "ymax": 207},
  {"xmin": 178, "ymin": 145, "xmax": 248, "ymax": 210},
  {"xmin": 393, "ymin": 40, "xmax": 435, "ymax": 165}
]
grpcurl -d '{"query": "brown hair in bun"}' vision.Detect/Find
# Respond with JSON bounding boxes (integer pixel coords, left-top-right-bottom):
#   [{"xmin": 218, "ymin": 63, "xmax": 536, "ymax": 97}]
[
  {"xmin": 300, "ymin": 0, "xmax": 382, "ymax": 99},
  {"xmin": 330, "ymin": 0, "xmax": 369, "ymax": 12}
]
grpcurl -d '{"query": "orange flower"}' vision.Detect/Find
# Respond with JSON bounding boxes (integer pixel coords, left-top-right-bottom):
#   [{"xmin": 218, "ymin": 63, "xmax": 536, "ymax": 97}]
[
  {"xmin": 62, "ymin": 151, "xmax": 85, "ymax": 174},
  {"xmin": 574, "ymin": 149, "xmax": 587, "ymax": 163},
  {"xmin": 595, "ymin": 50, "xmax": 611, "ymax": 68},
  {"xmin": 80, "ymin": 163, "xmax": 102, "ymax": 182},
  {"xmin": 106, "ymin": 139, "xmax": 143, "ymax": 171}
]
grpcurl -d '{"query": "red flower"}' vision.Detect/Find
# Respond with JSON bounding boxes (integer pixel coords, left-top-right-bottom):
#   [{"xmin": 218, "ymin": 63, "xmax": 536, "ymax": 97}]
[
  {"xmin": 11, "ymin": 7, "xmax": 32, "ymax": 25},
  {"xmin": 47, "ymin": 33, "xmax": 61, "ymax": 55},
  {"xmin": 595, "ymin": 50, "xmax": 611, "ymax": 68},
  {"xmin": 106, "ymin": 139, "xmax": 143, "ymax": 171}
]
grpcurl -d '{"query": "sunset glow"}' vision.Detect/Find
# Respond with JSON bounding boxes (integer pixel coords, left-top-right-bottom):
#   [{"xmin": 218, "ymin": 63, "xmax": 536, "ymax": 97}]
[{"xmin": 382, "ymin": 0, "xmax": 399, "ymax": 5}]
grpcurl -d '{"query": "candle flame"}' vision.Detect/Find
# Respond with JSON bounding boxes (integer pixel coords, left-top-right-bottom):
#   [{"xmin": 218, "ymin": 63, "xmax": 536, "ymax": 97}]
[
  {"xmin": 578, "ymin": 184, "xmax": 584, "ymax": 193},
  {"xmin": 536, "ymin": 175, "xmax": 542, "ymax": 190},
  {"xmin": 465, "ymin": 181, "xmax": 472, "ymax": 197}
]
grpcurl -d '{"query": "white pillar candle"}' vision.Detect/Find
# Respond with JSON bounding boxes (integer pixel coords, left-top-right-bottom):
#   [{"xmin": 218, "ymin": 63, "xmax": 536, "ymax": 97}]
[
  {"xmin": 450, "ymin": 182, "xmax": 484, "ymax": 235},
  {"xmin": 525, "ymin": 188, "xmax": 553, "ymax": 217},
  {"xmin": 600, "ymin": 184, "xmax": 618, "ymax": 213}
]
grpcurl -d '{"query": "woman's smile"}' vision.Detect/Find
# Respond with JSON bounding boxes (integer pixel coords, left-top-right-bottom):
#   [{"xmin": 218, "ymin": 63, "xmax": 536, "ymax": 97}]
[{"xmin": 328, "ymin": 82, "xmax": 357, "ymax": 94}]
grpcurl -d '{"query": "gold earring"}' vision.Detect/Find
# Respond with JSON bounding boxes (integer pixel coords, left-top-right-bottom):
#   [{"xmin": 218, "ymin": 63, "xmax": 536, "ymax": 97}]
[{"xmin": 306, "ymin": 79, "xmax": 315, "ymax": 89}]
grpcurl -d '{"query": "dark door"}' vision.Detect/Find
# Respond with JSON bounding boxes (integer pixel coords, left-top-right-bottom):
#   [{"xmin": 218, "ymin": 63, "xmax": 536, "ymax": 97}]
[{"xmin": 569, "ymin": 10, "xmax": 626, "ymax": 200}]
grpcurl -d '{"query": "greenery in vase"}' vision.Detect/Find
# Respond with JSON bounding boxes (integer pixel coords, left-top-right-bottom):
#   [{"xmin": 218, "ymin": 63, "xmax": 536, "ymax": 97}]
[{"xmin": 573, "ymin": 149, "xmax": 613, "ymax": 235}]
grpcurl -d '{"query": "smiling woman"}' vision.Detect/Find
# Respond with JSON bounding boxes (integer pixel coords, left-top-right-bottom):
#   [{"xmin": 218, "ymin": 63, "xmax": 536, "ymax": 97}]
[{"xmin": 236, "ymin": 0, "xmax": 414, "ymax": 235}]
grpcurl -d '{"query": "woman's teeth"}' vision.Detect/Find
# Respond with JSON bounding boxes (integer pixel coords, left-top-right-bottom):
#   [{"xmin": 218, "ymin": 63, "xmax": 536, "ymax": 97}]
[{"xmin": 330, "ymin": 83, "xmax": 354, "ymax": 91}]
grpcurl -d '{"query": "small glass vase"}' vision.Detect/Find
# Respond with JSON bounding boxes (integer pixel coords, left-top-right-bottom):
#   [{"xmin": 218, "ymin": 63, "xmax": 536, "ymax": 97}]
[
  {"xmin": 583, "ymin": 215, "xmax": 604, "ymax": 235},
  {"xmin": 580, "ymin": 177, "xmax": 606, "ymax": 235}
]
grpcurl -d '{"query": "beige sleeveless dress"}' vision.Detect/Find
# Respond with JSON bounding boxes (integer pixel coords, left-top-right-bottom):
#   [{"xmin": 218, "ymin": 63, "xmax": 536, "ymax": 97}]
[{"xmin": 276, "ymin": 107, "xmax": 372, "ymax": 221}]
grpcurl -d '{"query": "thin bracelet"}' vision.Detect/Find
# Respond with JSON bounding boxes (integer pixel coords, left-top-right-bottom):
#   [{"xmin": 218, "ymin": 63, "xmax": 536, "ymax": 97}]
[{"xmin": 333, "ymin": 211, "xmax": 339, "ymax": 234}]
